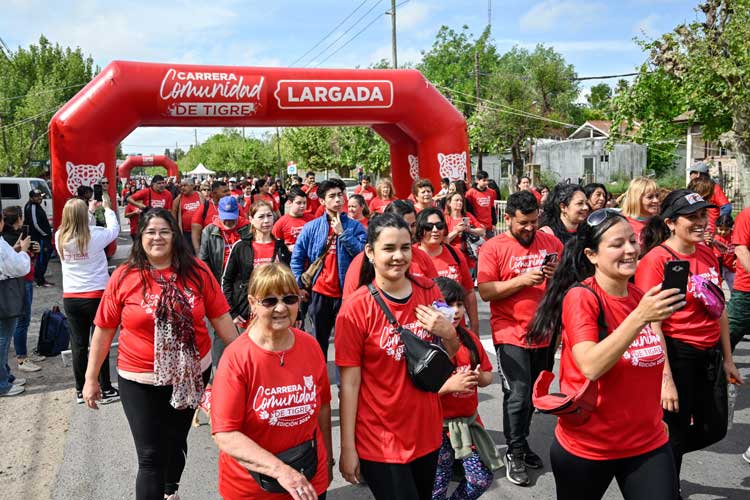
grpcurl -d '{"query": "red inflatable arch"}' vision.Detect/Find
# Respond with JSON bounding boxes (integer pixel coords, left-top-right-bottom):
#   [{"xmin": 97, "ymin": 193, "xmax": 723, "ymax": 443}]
[
  {"xmin": 118, "ymin": 154, "xmax": 180, "ymax": 181},
  {"xmin": 49, "ymin": 61, "xmax": 469, "ymax": 228}
]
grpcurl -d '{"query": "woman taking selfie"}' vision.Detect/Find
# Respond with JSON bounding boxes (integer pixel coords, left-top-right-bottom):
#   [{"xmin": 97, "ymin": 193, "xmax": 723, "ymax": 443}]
[
  {"xmin": 444, "ymin": 192, "xmax": 486, "ymax": 267},
  {"xmin": 212, "ymin": 264, "xmax": 333, "ymax": 500},
  {"xmin": 636, "ymin": 189, "xmax": 743, "ymax": 488},
  {"xmin": 57, "ymin": 196, "xmax": 120, "ymax": 404},
  {"xmin": 335, "ymin": 214, "xmax": 460, "ymax": 499},
  {"xmin": 83, "ymin": 209, "xmax": 238, "ymax": 500},
  {"xmin": 528, "ymin": 208, "xmax": 685, "ymax": 500}
]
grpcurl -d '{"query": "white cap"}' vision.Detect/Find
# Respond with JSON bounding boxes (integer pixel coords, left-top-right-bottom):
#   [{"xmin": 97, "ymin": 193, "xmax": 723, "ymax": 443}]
[{"xmin": 229, "ymin": 177, "xmax": 237, "ymax": 182}]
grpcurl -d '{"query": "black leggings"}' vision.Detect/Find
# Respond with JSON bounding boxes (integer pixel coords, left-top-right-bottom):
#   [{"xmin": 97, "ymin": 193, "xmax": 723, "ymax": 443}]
[
  {"xmin": 119, "ymin": 369, "xmax": 211, "ymax": 500},
  {"xmin": 550, "ymin": 438, "xmax": 678, "ymax": 500},
  {"xmin": 359, "ymin": 449, "xmax": 439, "ymax": 500},
  {"xmin": 63, "ymin": 297, "xmax": 112, "ymax": 392}
]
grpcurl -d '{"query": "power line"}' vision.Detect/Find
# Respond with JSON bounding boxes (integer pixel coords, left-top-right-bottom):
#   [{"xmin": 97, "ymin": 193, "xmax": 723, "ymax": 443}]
[
  {"xmin": 0, "ymin": 105, "xmax": 63, "ymax": 133},
  {"xmin": 289, "ymin": 0, "xmax": 370, "ymax": 66},
  {"xmin": 303, "ymin": 0, "xmax": 384, "ymax": 67},
  {"xmin": 0, "ymin": 82, "xmax": 87, "ymax": 102},
  {"xmin": 573, "ymin": 72, "xmax": 643, "ymax": 81},
  {"xmin": 315, "ymin": 11, "xmax": 385, "ymax": 67}
]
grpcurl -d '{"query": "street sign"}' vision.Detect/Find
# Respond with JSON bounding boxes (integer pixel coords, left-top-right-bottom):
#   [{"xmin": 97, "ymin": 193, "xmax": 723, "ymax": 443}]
[{"xmin": 287, "ymin": 161, "xmax": 297, "ymax": 175}]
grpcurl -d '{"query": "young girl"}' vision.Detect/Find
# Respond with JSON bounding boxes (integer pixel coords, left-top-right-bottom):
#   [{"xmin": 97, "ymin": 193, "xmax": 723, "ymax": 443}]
[
  {"xmin": 431, "ymin": 277, "xmax": 499, "ymax": 500},
  {"xmin": 713, "ymin": 214, "xmax": 736, "ymax": 292}
]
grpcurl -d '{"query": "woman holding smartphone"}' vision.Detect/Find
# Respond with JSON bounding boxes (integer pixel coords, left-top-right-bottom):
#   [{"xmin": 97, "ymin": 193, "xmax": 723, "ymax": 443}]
[
  {"xmin": 636, "ymin": 189, "xmax": 743, "ymax": 488},
  {"xmin": 444, "ymin": 193, "xmax": 486, "ymax": 265},
  {"xmin": 335, "ymin": 214, "xmax": 460, "ymax": 499}
]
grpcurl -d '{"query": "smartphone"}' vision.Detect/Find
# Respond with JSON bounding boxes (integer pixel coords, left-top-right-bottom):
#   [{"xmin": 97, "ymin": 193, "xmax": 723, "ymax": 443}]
[
  {"xmin": 462, "ymin": 217, "xmax": 470, "ymax": 226},
  {"xmin": 542, "ymin": 252, "xmax": 558, "ymax": 266},
  {"xmin": 93, "ymin": 183, "xmax": 103, "ymax": 202},
  {"xmin": 662, "ymin": 260, "xmax": 689, "ymax": 296},
  {"xmin": 21, "ymin": 225, "xmax": 29, "ymax": 239}
]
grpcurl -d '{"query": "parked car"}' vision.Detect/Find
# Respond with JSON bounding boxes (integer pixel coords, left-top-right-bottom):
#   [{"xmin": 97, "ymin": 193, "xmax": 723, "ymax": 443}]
[
  {"xmin": 0, "ymin": 177, "xmax": 53, "ymax": 225},
  {"xmin": 340, "ymin": 177, "xmax": 359, "ymax": 197}
]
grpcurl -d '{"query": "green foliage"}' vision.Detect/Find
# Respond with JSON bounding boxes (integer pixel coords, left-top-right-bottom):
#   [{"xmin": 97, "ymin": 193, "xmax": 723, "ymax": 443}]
[
  {"xmin": 178, "ymin": 129, "xmax": 277, "ymax": 176},
  {"xmin": 0, "ymin": 36, "xmax": 94, "ymax": 175},
  {"xmin": 587, "ymin": 83, "xmax": 612, "ymax": 111}
]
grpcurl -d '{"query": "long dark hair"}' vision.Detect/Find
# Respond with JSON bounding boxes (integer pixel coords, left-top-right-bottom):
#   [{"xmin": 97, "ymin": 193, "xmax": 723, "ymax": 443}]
[
  {"xmin": 434, "ymin": 276, "xmax": 480, "ymax": 367},
  {"xmin": 123, "ymin": 208, "xmax": 205, "ymax": 295},
  {"xmin": 527, "ymin": 211, "xmax": 628, "ymax": 346},
  {"xmin": 540, "ymin": 183, "xmax": 585, "ymax": 244},
  {"xmin": 358, "ymin": 213, "xmax": 412, "ymax": 288},
  {"xmin": 415, "ymin": 207, "xmax": 447, "ymax": 242}
]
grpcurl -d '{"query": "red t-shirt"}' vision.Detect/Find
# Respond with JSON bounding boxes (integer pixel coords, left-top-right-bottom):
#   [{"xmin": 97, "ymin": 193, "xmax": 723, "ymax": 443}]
[
  {"xmin": 733, "ymin": 208, "xmax": 750, "ymax": 291},
  {"xmin": 217, "ymin": 218, "xmax": 250, "ymax": 267},
  {"xmin": 272, "ymin": 214, "xmax": 312, "ymax": 247},
  {"xmin": 252, "ymin": 192, "xmax": 279, "ymax": 213},
  {"xmin": 130, "ymin": 188, "xmax": 173, "ymax": 210},
  {"xmin": 440, "ymin": 328, "xmax": 493, "ymax": 420},
  {"xmin": 211, "ymin": 329, "xmax": 331, "ymax": 500},
  {"xmin": 465, "ymin": 188, "xmax": 496, "ymax": 229},
  {"xmin": 252, "ymin": 241, "xmax": 275, "ymax": 267},
  {"xmin": 477, "ymin": 231, "xmax": 563, "ymax": 347},
  {"xmin": 335, "ymin": 278, "xmax": 443, "ymax": 462},
  {"xmin": 635, "ymin": 243, "xmax": 722, "ymax": 349},
  {"xmin": 368, "ymin": 196, "xmax": 394, "ymax": 214},
  {"xmin": 342, "ymin": 247, "xmax": 439, "ymax": 297},
  {"xmin": 195, "ymin": 200, "xmax": 219, "ymax": 228},
  {"xmin": 423, "ymin": 244, "xmax": 473, "ymax": 293},
  {"xmin": 707, "ymin": 183, "xmax": 730, "ymax": 231},
  {"xmin": 124, "ymin": 204, "xmax": 140, "ymax": 236},
  {"xmin": 625, "ymin": 216, "xmax": 648, "ymax": 249},
  {"xmin": 178, "ymin": 191, "xmax": 202, "ymax": 231},
  {"xmin": 353, "ymin": 217, "xmax": 368, "ymax": 229},
  {"xmin": 556, "ymin": 278, "xmax": 668, "ymax": 460},
  {"xmin": 303, "ymin": 185, "xmax": 321, "ymax": 217},
  {"xmin": 94, "ymin": 261, "xmax": 229, "ymax": 372},
  {"xmin": 445, "ymin": 213, "xmax": 482, "ymax": 265},
  {"xmin": 354, "ymin": 185, "xmax": 377, "ymax": 203},
  {"xmin": 713, "ymin": 233, "xmax": 735, "ymax": 272},
  {"xmin": 312, "ymin": 229, "xmax": 340, "ymax": 298}
]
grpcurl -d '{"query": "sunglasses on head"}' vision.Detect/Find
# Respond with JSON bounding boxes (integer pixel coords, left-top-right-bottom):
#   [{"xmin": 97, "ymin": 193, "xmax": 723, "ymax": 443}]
[
  {"xmin": 586, "ymin": 208, "xmax": 621, "ymax": 227},
  {"xmin": 424, "ymin": 221, "xmax": 446, "ymax": 231},
  {"xmin": 257, "ymin": 294, "xmax": 300, "ymax": 308}
]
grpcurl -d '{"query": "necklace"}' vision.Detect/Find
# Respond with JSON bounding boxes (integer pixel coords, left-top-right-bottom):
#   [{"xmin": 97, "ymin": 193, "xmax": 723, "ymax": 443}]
[
  {"xmin": 248, "ymin": 329, "xmax": 294, "ymax": 367},
  {"xmin": 276, "ymin": 350, "xmax": 287, "ymax": 367}
]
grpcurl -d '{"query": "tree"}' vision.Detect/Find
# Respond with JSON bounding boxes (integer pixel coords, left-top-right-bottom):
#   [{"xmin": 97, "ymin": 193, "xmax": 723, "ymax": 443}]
[
  {"xmin": 0, "ymin": 36, "xmax": 94, "ymax": 175},
  {"xmin": 587, "ymin": 83, "xmax": 612, "ymax": 111},
  {"xmin": 178, "ymin": 129, "xmax": 276, "ymax": 176}
]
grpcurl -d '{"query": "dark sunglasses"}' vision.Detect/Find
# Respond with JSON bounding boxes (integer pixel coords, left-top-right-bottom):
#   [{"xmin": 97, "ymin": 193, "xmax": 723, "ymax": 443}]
[
  {"xmin": 424, "ymin": 222, "xmax": 446, "ymax": 231},
  {"xmin": 257, "ymin": 295, "xmax": 300, "ymax": 308},
  {"xmin": 586, "ymin": 208, "xmax": 621, "ymax": 227}
]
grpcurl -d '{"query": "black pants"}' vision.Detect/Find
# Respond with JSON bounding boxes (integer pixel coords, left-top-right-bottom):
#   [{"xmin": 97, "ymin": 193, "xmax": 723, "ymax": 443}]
[
  {"xmin": 663, "ymin": 337, "xmax": 723, "ymax": 475},
  {"xmin": 309, "ymin": 291, "xmax": 341, "ymax": 360},
  {"xmin": 63, "ymin": 297, "xmax": 112, "ymax": 392},
  {"xmin": 119, "ymin": 369, "xmax": 211, "ymax": 500},
  {"xmin": 360, "ymin": 449, "xmax": 440, "ymax": 500},
  {"xmin": 550, "ymin": 438, "xmax": 678, "ymax": 500},
  {"xmin": 495, "ymin": 343, "xmax": 548, "ymax": 450},
  {"xmin": 35, "ymin": 235, "xmax": 53, "ymax": 285}
]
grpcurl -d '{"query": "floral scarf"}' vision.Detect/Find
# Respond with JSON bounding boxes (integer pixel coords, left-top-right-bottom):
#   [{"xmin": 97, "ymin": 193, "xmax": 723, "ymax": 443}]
[{"xmin": 152, "ymin": 269, "xmax": 203, "ymax": 409}]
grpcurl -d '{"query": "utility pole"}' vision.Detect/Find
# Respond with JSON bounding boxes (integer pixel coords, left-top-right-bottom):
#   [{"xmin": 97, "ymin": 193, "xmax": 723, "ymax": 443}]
[
  {"xmin": 390, "ymin": 0, "xmax": 398, "ymax": 69},
  {"xmin": 475, "ymin": 49, "xmax": 483, "ymax": 172},
  {"xmin": 194, "ymin": 129, "xmax": 198, "ymax": 147}
]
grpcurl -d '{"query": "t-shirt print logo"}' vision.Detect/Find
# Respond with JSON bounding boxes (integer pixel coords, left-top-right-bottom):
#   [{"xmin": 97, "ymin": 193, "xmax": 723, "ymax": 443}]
[
  {"xmin": 509, "ymin": 251, "xmax": 549, "ymax": 275},
  {"xmin": 622, "ymin": 324, "xmax": 664, "ymax": 368},
  {"xmin": 379, "ymin": 321, "xmax": 429, "ymax": 361},
  {"xmin": 253, "ymin": 376, "xmax": 318, "ymax": 427}
]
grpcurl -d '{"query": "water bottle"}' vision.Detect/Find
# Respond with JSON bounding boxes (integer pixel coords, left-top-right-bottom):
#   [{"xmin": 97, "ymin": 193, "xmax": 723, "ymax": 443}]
[{"xmin": 727, "ymin": 383, "xmax": 737, "ymax": 430}]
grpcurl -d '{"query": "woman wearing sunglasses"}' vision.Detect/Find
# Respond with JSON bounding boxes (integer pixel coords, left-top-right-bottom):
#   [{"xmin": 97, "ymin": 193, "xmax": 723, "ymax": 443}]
[
  {"xmin": 335, "ymin": 213, "xmax": 460, "ymax": 499},
  {"xmin": 636, "ymin": 190, "xmax": 743, "ymax": 491},
  {"xmin": 212, "ymin": 263, "xmax": 333, "ymax": 500},
  {"xmin": 528, "ymin": 208, "xmax": 684, "ymax": 500},
  {"xmin": 83, "ymin": 209, "xmax": 239, "ymax": 500},
  {"xmin": 416, "ymin": 208, "xmax": 479, "ymax": 333},
  {"xmin": 223, "ymin": 201, "xmax": 291, "ymax": 329}
]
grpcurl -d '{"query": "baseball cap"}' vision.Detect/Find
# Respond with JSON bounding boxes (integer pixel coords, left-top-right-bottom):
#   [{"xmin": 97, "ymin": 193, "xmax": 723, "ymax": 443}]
[
  {"xmin": 152, "ymin": 174, "xmax": 165, "ymax": 183},
  {"xmin": 218, "ymin": 195, "xmax": 239, "ymax": 220},
  {"xmin": 689, "ymin": 162, "xmax": 709, "ymax": 175},
  {"xmin": 660, "ymin": 189, "xmax": 718, "ymax": 220},
  {"xmin": 229, "ymin": 177, "xmax": 237, "ymax": 182},
  {"xmin": 180, "ymin": 177, "xmax": 195, "ymax": 185}
]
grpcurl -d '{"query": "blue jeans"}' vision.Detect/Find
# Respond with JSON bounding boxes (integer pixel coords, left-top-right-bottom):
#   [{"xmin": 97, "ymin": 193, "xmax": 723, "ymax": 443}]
[
  {"xmin": 0, "ymin": 316, "xmax": 20, "ymax": 394},
  {"xmin": 13, "ymin": 281, "xmax": 33, "ymax": 357}
]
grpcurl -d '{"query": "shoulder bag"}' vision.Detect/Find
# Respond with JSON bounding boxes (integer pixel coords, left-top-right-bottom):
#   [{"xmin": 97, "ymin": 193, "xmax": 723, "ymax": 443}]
[
  {"xmin": 659, "ymin": 244, "xmax": 725, "ymax": 319},
  {"xmin": 300, "ymin": 230, "xmax": 334, "ymax": 290},
  {"xmin": 248, "ymin": 430, "xmax": 318, "ymax": 493},
  {"xmin": 368, "ymin": 283, "xmax": 455, "ymax": 393}
]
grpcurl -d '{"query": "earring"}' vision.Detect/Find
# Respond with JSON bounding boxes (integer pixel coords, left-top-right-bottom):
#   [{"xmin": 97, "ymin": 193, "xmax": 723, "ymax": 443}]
[{"xmin": 368, "ymin": 258, "xmax": 374, "ymax": 264}]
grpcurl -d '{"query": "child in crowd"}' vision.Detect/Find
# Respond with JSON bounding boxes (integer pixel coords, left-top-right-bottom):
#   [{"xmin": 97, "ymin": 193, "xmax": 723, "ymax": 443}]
[
  {"xmin": 432, "ymin": 277, "xmax": 500, "ymax": 500},
  {"xmin": 713, "ymin": 214, "xmax": 736, "ymax": 292}
]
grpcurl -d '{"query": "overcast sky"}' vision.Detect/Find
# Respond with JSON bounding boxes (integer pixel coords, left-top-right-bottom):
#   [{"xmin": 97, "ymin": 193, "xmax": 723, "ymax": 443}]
[{"xmin": 3, "ymin": 0, "xmax": 698, "ymax": 155}]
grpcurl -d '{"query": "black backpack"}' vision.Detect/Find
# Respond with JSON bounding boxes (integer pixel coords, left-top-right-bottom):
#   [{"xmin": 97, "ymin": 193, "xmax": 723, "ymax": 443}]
[{"xmin": 36, "ymin": 306, "xmax": 71, "ymax": 357}]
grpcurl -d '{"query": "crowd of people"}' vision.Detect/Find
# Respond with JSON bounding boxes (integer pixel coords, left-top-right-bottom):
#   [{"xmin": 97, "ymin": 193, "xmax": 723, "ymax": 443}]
[{"xmin": 0, "ymin": 161, "xmax": 747, "ymax": 500}]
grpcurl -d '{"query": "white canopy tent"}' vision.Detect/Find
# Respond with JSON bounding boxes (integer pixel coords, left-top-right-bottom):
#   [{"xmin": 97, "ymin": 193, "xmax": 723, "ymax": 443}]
[{"xmin": 185, "ymin": 163, "xmax": 215, "ymax": 177}]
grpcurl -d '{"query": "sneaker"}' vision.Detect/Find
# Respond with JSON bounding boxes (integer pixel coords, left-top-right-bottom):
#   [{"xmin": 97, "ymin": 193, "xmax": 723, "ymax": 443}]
[
  {"xmin": 504, "ymin": 450, "xmax": 530, "ymax": 486},
  {"xmin": 521, "ymin": 447, "xmax": 544, "ymax": 469},
  {"xmin": 27, "ymin": 352, "xmax": 46, "ymax": 362},
  {"xmin": 1, "ymin": 384, "xmax": 25, "ymax": 396},
  {"xmin": 76, "ymin": 391, "xmax": 84, "ymax": 404},
  {"xmin": 99, "ymin": 387, "xmax": 120, "ymax": 404},
  {"xmin": 743, "ymin": 446, "xmax": 750, "ymax": 464},
  {"xmin": 165, "ymin": 493, "xmax": 180, "ymax": 500},
  {"xmin": 12, "ymin": 378, "xmax": 26, "ymax": 386},
  {"xmin": 18, "ymin": 359, "xmax": 41, "ymax": 372}
]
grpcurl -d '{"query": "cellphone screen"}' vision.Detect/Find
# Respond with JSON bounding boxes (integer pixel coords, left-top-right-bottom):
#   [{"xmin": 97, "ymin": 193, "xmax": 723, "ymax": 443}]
[
  {"xmin": 93, "ymin": 184, "xmax": 103, "ymax": 202},
  {"xmin": 543, "ymin": 253, "xmax": 558, "ymax": 266},
  {"xmin": 21, "ymin": 225, "xmax": 29, "ymax": 239}
]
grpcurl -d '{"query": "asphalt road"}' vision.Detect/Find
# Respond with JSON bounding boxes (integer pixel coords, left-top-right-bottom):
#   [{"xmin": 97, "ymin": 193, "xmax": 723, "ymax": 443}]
[{"xmin": 41, "ymin": 217, "xmax": 750, "ymax": 499}]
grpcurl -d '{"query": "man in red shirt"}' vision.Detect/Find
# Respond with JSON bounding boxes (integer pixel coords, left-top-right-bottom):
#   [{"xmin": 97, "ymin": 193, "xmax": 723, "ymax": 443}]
[
  {"xmin": 171, "ymin": 177, "xmax": 202, "ymax": 249},
  {"xmin": 272, "ymin": 187, "xmax": 312, "ymax": 252},
  {"xmin": 127, "ymin": 174, "xmax": 174, "ymax": 213},
  {"xmin": 190, "ymin": 180, "xmax": 230, "ymax": 253},
  {"xmin": 466, "ymin": 170, "xmax": 497, "ymax": 237},
  {"xmin": 729, "ymin": 206, "xmax": 750, "ymax": 351},
  {"xmin": 227, "ymin": 177, "xmax": 242, "ymax": 196},
  {"xmin": 477, "ymin": 190, "xmax": 562, "ymax": 486},
  {"xmin": 353, "ymin": 175, "xmax": 377, "ymax": 203},
  {"xmin": 302, "ymin": 171, "xmax": 321, "ymax": 218}
]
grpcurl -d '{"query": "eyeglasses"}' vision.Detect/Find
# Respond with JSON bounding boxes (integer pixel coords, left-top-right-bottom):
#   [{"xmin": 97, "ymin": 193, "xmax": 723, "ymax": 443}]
[
  {"xmin": 586, "ymin": 208, "xmax": 621, "ymax": 227},
  {"xmin": 424, "ymin": 222, "xmax": 446, "ymax": 231},
  {"xmin": 143, "ymin": 229, "xmax": 174, "ymax": 238},
  {"xmin": 200, "ymin": 188, "xmax": 210, "ymax": 192},
  {"xmin": 257, "ymin": 295, "xmax": 300, "ymax": 308}
]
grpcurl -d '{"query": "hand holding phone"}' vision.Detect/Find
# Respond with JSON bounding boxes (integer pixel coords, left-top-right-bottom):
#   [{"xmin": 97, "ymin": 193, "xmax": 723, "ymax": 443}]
[
  {"xmin": 662, "ymin": 260, "xmax": 690, "ymax": 297},
  {"xmin": 21, "ymin": 225, "xmax": 29, "ymax": 239},
  {"xmin": 93, "ymin": 183, "xmax": 103, "ymax": 202}
]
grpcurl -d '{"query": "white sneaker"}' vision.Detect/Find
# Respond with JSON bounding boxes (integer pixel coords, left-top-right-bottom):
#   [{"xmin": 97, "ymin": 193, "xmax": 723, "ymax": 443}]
[
  {"xmin": 1, "ymin": 384, "xmax": 25, "ymax": 396},
  {"xmin": 18, "ymin": 359, "xmax": 41, "ymax": 372},
  {"xmin": 27, "ymin": 352, "xmax": 46, "ymax": 362},
  {"xmin": 13, "ymin": 378, "xmax": 26, "ymax": 386},
  {"xmin": 743, "ymin": 446, "xmax": 750, "ymax": 464},
  {"xmin": 165, "ymin": 493, "xmax": 180, "ymax": 500}
]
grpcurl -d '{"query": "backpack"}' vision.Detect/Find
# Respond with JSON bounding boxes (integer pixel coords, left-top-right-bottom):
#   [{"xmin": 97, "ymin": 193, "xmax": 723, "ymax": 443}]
[{"xmin": 36, "ymin": 305, "xmax": 71, "ymax": 356}]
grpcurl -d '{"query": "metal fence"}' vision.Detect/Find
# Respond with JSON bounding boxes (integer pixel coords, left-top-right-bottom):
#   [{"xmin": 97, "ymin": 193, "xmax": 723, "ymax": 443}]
[{"xmin": 716, "ymin": 162, "xmax": 745, "ymax": 211}]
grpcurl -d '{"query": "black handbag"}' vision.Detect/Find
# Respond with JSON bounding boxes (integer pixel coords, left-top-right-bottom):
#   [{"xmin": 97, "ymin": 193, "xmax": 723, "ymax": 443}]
[
  {"xmin": 368, "ymin": 284, "xmax": 455, "ymax": 393},
  {"xmin": 248, "ymin": 432, "xmax": 318, "ymax": 493}
]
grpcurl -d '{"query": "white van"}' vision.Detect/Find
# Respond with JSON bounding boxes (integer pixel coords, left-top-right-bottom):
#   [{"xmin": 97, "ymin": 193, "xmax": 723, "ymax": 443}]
[{"xmin": 0, "ymin": 177, "xmax": 54, "ymax": 225}]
